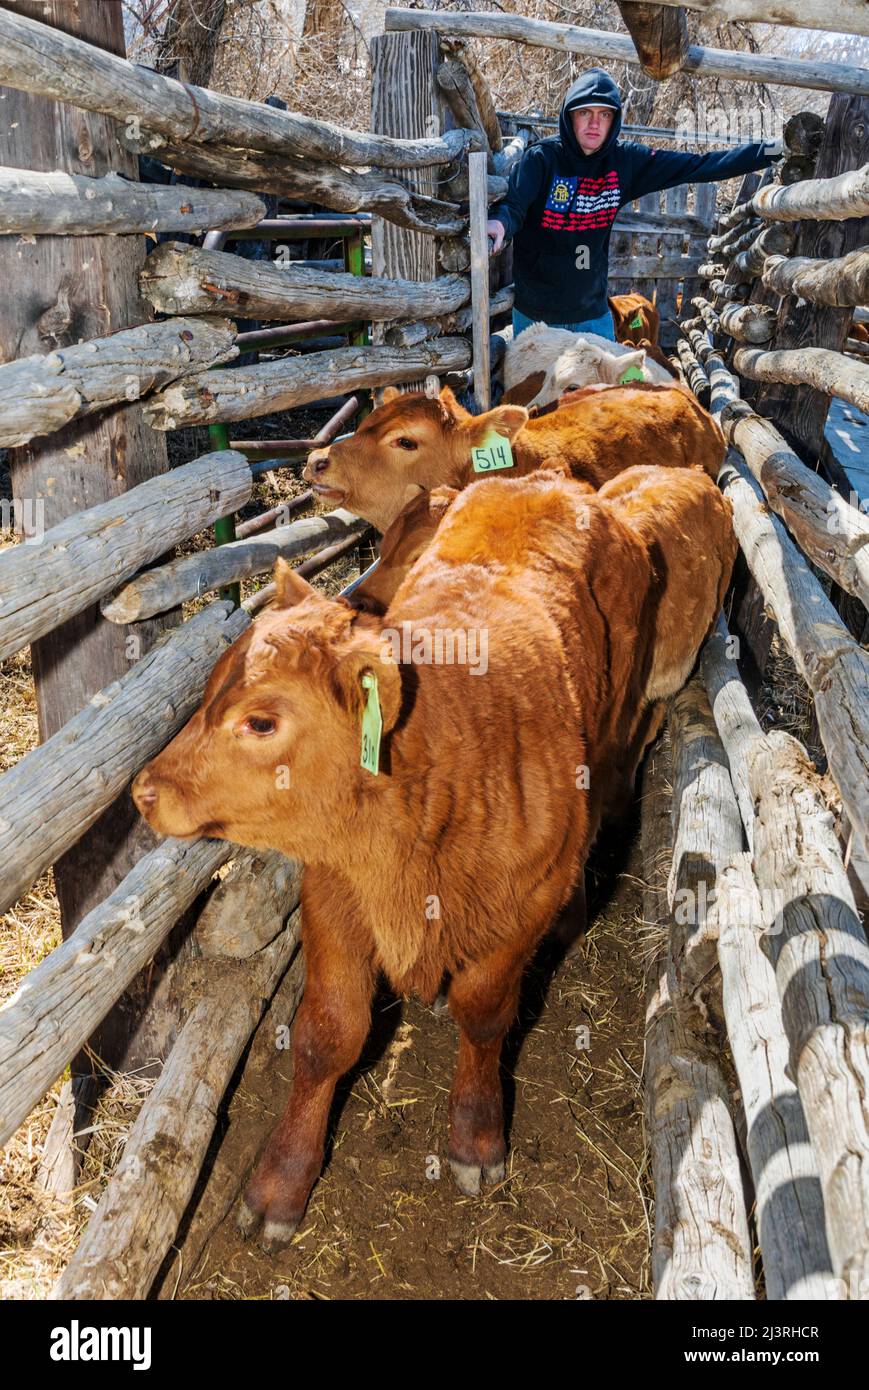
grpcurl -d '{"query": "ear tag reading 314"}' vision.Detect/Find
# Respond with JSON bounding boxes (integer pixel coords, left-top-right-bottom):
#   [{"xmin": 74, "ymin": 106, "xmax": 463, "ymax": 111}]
[
  {"xmin": 619, "ymin": 364, "xmax": 645, "ymax": 384},
  {"xmin": 471, "ymin": 428, "xmax": 515, "ymax": 473},
  {"xmin": 629, "ymin": 311, "xmax": 644, "ymax": 330},
  {"xmin": 360, "ymin": 671, "xmax": 382, "ymax": 775}
]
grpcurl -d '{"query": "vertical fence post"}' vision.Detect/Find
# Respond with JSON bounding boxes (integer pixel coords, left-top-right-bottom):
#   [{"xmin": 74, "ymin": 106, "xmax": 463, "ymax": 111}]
[
  {"xmin": 343, "ymin": 227, "xmax": 373, "ymax": 419},
  {"xmin": 468, "ymin": 149, "xmax": 491, "ymax": 412},
  {"xmin": 210, "ymin": 422, "xmax": 241, "ymax": 607}
]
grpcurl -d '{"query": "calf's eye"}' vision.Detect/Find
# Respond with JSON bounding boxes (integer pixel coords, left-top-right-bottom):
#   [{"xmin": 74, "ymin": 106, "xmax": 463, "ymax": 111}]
[
  {"xmin": 244, "ymin": 716, "xmax": 276, "ymax": 735},
  {"xmin": 394, "ymin": 437, "xmax": 418, "ymax": 451}
]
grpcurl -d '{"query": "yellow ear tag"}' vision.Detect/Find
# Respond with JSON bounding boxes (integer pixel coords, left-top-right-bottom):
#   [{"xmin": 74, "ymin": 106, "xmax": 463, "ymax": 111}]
[
  {"xmin": 619, "ymin": 364, "xmax": 645, "ymax": 384},
  {"xmin": 471, "ymin": 427, "xmax": 515, "ymax": 473},
  {"xmin": 629, "ymin": 311, "xmax": 644, "ymax": 330},
  {"xmin": 360, "ymin": 671, "xmax": 382, "ymax": 776}
]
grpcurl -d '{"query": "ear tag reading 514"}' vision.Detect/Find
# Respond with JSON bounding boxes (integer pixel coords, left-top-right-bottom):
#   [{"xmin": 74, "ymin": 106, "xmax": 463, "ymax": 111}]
[
  {"xmin": 471, "ymin": 427, "xmax": 515, "ymax": 473},
  {"xmin": 629, "ymin": 311, "xmax": 644, "ymax": 330},
  {"xmin": 619, "ymin": 364, "xmax": 645, "ymax": 384},
  {"xmin": 360, "ymin": 671, "xmax": 382, "ymax": 776}
]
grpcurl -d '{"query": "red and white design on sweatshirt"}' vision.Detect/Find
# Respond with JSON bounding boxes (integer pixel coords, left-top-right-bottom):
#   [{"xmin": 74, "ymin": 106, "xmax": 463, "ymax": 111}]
[{"xmin": 540, "ymin": 169, "xmax": 621, "ymax": 233}]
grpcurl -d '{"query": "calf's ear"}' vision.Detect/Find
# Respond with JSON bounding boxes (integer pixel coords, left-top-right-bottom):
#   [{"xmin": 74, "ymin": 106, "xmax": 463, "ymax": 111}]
[
  {"xmin": 606, "ymin": 347, "xmax": 646, "ymax": 384},
  {"xmin": 438, "ymin": 385, "xmax": 473, "ymax": 423},
  {"xmin": 381, "ymin": 385, "xmax": 401, "ymax": 404},
  {"xmin": 464, "ymin": 404, "xmax": 529, "ymax": 448},
  {"xmin": 334, "ymin": 644, "xmax": 403, "ymax": 736},
  {"xmin": 272, "ymin": 557, "xmax": 318, "ymax": 609}
]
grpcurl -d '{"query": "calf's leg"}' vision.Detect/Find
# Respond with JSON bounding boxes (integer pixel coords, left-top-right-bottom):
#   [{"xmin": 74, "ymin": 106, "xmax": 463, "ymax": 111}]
[
  {"xmin": 446, "ymin": 941, "xmax": 530, "ymax": 1196},
  {"xmin": 238, "ymin": 881, "xmax": 376, "ymax": 1253}
]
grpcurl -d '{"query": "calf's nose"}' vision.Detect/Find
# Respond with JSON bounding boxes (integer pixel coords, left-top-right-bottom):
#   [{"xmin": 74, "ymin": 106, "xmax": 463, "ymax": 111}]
[{"xmin": 131, "ymin": 771, "xmax": 158, "ymax": 814}]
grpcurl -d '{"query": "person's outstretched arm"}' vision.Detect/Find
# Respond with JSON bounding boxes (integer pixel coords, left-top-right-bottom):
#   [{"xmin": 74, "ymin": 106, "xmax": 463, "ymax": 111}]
[
  {"xmin": 620, "ymin": 139, "xmax": 781, "ymax": 203},
  {"xmin": 487, "ymin": 145, "xmax": 548, "ymax": 248}
]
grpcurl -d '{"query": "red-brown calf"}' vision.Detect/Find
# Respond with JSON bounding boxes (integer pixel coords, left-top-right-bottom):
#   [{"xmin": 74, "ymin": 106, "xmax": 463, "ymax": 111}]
[
  {"xmin": 132, "ymin": 469, "xmax": 660, "ymax": 1248},
  {"xmin": 304, "ymin": 381, "xmax": 725, "ymax": 533}
]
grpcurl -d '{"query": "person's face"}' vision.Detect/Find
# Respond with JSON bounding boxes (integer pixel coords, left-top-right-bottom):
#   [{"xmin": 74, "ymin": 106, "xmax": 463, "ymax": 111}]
[{"xmin": 571, "ymin": 105, "xmax": 614, "ymax": 153}]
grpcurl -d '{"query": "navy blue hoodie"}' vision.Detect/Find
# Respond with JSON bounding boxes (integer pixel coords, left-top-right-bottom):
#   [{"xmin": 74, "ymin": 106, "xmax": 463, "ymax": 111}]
[{"xmin": 491, "ymin": 69, "xmax": 779, "ymax": 324}]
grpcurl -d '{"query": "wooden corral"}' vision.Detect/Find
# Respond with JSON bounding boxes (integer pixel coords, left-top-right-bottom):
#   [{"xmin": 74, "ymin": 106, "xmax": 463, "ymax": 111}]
[{"xmin": 1, "ymin": 0, "xmax": 868, "ymax": 1303}]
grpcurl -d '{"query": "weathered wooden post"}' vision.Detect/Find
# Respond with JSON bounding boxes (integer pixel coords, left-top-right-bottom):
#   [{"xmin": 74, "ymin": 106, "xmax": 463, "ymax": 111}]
[
  {"xmin": 0, "ymin": 1, "xmax": 189, "ymax": 1094},
  {"xmin": 369, "ymin": 26, "xmax": 445, "ymax": 399},
  {"xmin": 754, "ymin": 92, "xmax": 869, "ymax": 456}
]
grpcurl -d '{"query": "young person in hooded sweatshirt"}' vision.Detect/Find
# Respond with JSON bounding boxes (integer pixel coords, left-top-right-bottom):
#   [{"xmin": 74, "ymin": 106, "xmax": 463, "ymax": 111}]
[{"xmin": 487, "ymin": 69, "xmax": 782, "ymax": 341}]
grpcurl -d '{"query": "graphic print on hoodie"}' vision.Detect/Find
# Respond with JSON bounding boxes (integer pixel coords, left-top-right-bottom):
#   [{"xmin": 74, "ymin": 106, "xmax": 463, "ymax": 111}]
[{"xmin": 491, "ymin": 69, "xmax": 778, "ymax": 326}]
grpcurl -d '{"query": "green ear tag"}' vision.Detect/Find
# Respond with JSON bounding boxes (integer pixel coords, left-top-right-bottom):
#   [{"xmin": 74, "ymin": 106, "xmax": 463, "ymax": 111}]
[
  {"xmin": 619, "ymin": 364, "xmax": 645, "ymax": 384},
  {"xmin": 471, "ymin": 427, "xmax": 515, "ymax": 473},
  {"xmin": 629, "ymin": 311, "xmax": 644, "ymax": 330},
  {"xmin": 360, "ymin": 671, "xmax": 382, "ymax": 776}
]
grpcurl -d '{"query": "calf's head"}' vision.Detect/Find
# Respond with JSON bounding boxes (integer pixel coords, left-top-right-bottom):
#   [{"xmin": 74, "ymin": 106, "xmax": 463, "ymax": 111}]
[
  {"xmin": 528, "ymin": 341, "xmax": 647, "ymax": 409},
  {"xmin": 131, "ymin": 562, "xmax": 403, "ymax": 860},
  {"xmin": 303, "ymin": 386, "xmax": 528, "ymax": 531}
]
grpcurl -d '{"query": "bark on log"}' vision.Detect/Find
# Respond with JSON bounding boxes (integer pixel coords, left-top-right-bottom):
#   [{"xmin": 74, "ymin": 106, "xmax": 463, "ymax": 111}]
[
  {"xmin": 762, "ymin": 249, "xmax": 869, "ymax": 310},
  {"xmin": 0, "ymin": 602, "xmax": 250, "ymax": 917},
  {"xmin": 437, "ymin": 166, "xmax": 507, "ymax": 204},
  {"xmin": 709, "ymin": 278, "xmax": 750, "ymax": 303},
  {"xmin": 0, "ymin": 315, "xmax": 237, "ymax": 448},
  {"xmin": 637, "ymin": 1, "xmax": 869, "ymax": 38},
  {"xmin": 384, "ymin": 285, "xmax": 514, "ymax": 347},
  {"xmin": 697, "ymin": 262, "xmax": 726, "ymax": 280},
  {"xmin": 151, "ymin": 947, "xmax": 306, "ymax": 1297},
  {"xmin": 436, "ymin": 57, "xmax": 494, "ymax": 168},
  {"xmin": 385, "ymin": 8, "xmax": 869, "ymax": 96},
  {"xmin": 492, "ymin": 127, "xmax": 532, "ymax": 178},
  {"xmin": 719, "ymin": 450, "xmax": 869, "ymax": 859},
  {"xmin": 0, "ymin": 167, "xmax": 266, "ymax": 235},
  {"xmin": 641, "ymin": 745, "xmax": 754, "ymax": 1300},
  {"xmin": 748, "ymin": 736, "xmax": 869, "ymax": 1292},
  {"xmin": 707, "ymin": 217, "xmax": 760, "ymax": 257},
  {"xmin": 142, "ymin": 339, "xmax": 472, "ymax": 429},
  {"xmin": 733, "ymin": 165, "xmax": 869, "ymax": 223},
  {"xmin": 667, "ymin": 680, "xmax": 742, "ymax": 1033},
  {"xmin": 670, "ymin": 675, "xmax": 838, "ymax": 1300},
  {"xmin": 720, "ymin": 399, "xmax": 869, "ymax": 609},
  {"xmin": 195, "ymin": 851, "xmax": 302, "ymax": 959},
  {"xmin": 0, "ymin": 451, "xmax": 251, "ymax": 663},
  {"xmin": 0, "ymin": 834, "xmax": 234, "ymax": 1150},
  {"xmin": 675, "ymin": 336, "xmax": 710, "ymax": 405},
  {"xmin": 616, "ymin": 3, "xmax": 689, "ymax": 80},
  {"xmin": 0, "ymin": 7, "xmax": 478, "ymax": 169},
  {"xmin": 730, "ymin": 224, "xmax": 796, "ymax": 283},
  {"xmin": 140, "ymin": 241, "xmax": 469, "ymax": 323},
  {"xmin": 732, "ymin": 345, "xmax": 869, "ymax": 415},
  {"xmin": 51, "ymin": 912, "xmax": 301, "ymax": 1300},
  {"xmin": 717, "ymin": 302, "xmax": 777, "ymax": 343},
  {"xmin": 682, "ymin": 323, "xmax": 739, "ymax": 412},
  {"xmin": 123, "ymin": 133, "xmax": 467, "ymax": 238},
  {"xmin": 440, "ymin": 37, "xmax": 502, "ymax": 154},
  {"xmin": 102, "ymin": 510, "xmax": 368, "ymax": 621}
]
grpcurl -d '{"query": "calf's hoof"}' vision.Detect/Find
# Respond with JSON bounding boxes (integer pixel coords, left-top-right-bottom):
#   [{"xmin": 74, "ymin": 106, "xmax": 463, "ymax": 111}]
[{"xmin": 448, "ymin": 1155, "xmax": 507, "ymax": 1196}]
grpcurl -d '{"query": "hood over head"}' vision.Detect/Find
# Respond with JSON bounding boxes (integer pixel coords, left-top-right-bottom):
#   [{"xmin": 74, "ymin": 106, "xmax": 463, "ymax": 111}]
[{"xmin": 559, "ymin": 69, "xmax": 623, "ymax": 163}]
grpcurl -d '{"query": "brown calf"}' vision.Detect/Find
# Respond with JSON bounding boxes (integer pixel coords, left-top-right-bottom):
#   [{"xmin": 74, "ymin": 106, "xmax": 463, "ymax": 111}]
[
  {"xmin": 304, "ymin": 382, "xmax": 725, "ymax": 533},
  {"xmin": 133, "ymin": 469, "xmax": 664, "ymax": 1247}
]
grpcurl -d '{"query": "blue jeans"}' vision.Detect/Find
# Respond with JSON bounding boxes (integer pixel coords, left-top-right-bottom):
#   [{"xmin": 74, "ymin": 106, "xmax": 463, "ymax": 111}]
[{"xmin": 512, "ymin": 307, "xmax": 616, "ymax": 341}]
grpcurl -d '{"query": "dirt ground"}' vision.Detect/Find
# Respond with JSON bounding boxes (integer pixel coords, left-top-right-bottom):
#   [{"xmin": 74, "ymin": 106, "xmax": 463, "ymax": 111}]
[{"xmin": 154, "ymin": 818, "xmax": 653, "ymax": 1302}]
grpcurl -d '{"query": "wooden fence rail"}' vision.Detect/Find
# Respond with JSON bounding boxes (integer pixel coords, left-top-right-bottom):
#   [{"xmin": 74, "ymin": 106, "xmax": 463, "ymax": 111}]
[
  {"xmin": 142, "ymin": 339, "xmax": 472, "ymax": 429},
  {"xmin": 102, "ymin": 509, "xmax": 368, "ymax": 623},
  {"xmin": 0, "ymin": 835, "xmax": 234, "ymax": 1149},
  {"xmin": 385, "ymin": 7, "xmax": 869, "ymax": 96},
  {"xmin": 0, "ymin": 451, "xmax": 251, "ymax": 663},
  {"xmin": 139, "ymin": 242, "xmax": 470, "ymax": 323},
  {"xmin": 0, "ymin": 168, "xmax": 267, "ymax": 236},
  {"xmin": 0, "ymin": 316, "xmax": 237, "ymax": 449},
  {"xmin": 0, "ymin": 603, "xmax": 249, "ymax": 916}
]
